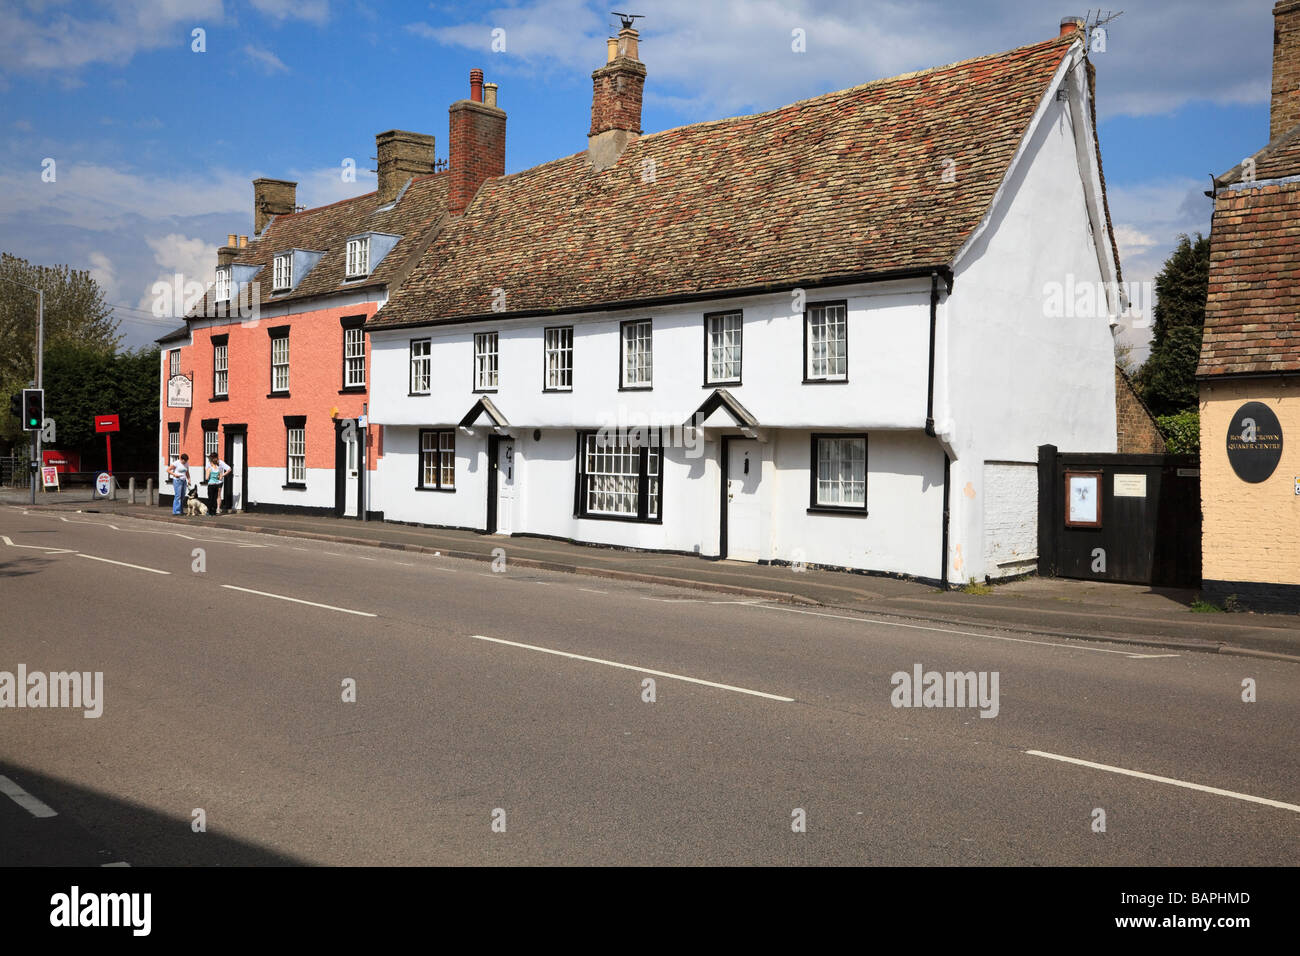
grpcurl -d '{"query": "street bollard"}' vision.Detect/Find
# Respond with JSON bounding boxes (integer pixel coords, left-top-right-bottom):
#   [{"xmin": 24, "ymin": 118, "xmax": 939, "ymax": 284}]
[
  {"xmin": 147, "ymin": 478, "xmax": 154, "ymax": 506},
  {"xmin": 129, "ymin": 477, "xmax": 136, "ymax": 504}
]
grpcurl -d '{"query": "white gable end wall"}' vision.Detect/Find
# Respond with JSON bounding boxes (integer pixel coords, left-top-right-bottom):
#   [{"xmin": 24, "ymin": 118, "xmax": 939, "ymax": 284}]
[{"xmin": 943, "ymin": 56, "xmax": 1118, "ymax": 583}]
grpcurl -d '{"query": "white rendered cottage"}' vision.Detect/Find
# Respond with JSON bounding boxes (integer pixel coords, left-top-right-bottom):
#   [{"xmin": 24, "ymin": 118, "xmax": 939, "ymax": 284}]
[{"xmin": 363, "ymin": 20, "xmax": 1122, "ymax": 586}]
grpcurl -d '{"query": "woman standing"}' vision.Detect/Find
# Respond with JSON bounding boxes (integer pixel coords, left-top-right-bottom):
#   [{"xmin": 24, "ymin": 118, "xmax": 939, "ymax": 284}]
[{"xmin": 205, "ymin": 452, "xmax": 232, "ymax": 516}]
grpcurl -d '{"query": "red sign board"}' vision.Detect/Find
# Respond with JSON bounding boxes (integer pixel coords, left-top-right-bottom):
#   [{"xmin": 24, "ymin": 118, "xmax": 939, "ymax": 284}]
[{"xmin": 94, "ymin": 415, "xmax": 120, "ymax": 433}]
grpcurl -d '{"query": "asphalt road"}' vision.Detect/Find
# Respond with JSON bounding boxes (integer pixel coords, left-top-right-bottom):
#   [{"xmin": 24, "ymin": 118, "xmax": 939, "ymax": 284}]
[{"xmin": 0, "ymin": 505, "xmax": 1297, "ymax": 866}]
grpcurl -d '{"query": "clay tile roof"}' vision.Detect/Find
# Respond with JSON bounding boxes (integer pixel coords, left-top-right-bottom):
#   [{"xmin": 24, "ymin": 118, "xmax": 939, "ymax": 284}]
[
  {"xmin": 1217, "ymin": 122, "xmax": 1300, "ymax": 186},
  {"xmin": 1198, "ymin": 177, "xmax": 1300, "ymax": 377},
  {"xmin": 185, "ymin": 173, "xmax": 448, "ymax": 319},
  {"xmin": 370, "ymin": 33, "xmax": 1080, "ymax": 330}
]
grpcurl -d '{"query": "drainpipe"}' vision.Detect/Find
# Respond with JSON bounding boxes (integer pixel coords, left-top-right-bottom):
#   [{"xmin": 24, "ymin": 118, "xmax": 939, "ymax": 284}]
[
  {"xmin": 940, "ymin": 452, "xmax": 951, "ymax": 589},
  {"xmin": 925, "ymin": 271, "xmax": 940, "ymax": 437}
]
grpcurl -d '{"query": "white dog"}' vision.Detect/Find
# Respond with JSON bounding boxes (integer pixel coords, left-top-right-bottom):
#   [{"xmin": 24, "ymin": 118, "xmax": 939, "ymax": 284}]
[{"xmin": 184, "ymin": 484, "xmax": 209, "ymax": 517}]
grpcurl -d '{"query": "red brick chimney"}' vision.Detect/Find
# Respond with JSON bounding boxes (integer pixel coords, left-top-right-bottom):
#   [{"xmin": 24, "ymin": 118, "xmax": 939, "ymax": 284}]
[
  {"xmin": 1273, "ymin": 0, "xmax": 1300, "ymax": 139},
  {"xmin": 588, "ymin": 25, "xmax": 647, "ymax": 171},
  {"xmin": 253, "ymin": 178, "xmax": 296, "ymax": 235},
  {"xmin": 1059, "ymin": 15, "xmax": 1084, "ymax": 37},
  {"xmin": 448, "ymin": 69, "xmax": 505, "ymax": 214}
]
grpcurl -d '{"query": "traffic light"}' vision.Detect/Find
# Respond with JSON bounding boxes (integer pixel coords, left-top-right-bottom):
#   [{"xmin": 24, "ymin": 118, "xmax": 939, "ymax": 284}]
[{"xmin": 21, "ymin": 389, "xmax": 43, "ymax": 432}]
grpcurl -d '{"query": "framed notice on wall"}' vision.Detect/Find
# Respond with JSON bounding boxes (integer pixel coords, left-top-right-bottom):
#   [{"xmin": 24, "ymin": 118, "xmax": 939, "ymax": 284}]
[{"xmin": 1064, "ymin": 471, "xmax": 1102, "ymax": 527}]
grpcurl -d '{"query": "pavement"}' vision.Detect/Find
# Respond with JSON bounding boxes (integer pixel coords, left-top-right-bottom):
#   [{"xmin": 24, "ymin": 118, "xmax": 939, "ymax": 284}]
[
  {"xmin": 1, "ymin": 506, "xmax": 1297, "ymax": 866},
  {"xmin": 6, "ymin": 491, "xmax": 1300, "ymax": 662}
]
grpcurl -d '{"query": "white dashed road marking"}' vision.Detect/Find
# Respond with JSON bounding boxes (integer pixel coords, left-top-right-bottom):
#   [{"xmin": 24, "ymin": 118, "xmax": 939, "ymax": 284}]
[
  {"xmin": 221, "ymin": 585, "xmax": 377, "ymax": 617},
  {"xmin": 1026, "ymin": 750, "xmax": 1300, "ymax": 814},
  {"xmin": 470, "ymin": 634, "xmax": 794, "ymax": 702},
  {"xmin": 75, "ymin": 554, "xmax": 170, "ymax": 574},
  {"xmin": 0, "ymin": 775, "xmax": 58, "ymax": 818}
]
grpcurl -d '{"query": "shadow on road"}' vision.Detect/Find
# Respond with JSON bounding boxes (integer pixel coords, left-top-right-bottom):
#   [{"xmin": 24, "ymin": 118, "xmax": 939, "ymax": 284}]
[{"xmin": 0, "ymin": 761, "xmax": 308, "ymax": 866}]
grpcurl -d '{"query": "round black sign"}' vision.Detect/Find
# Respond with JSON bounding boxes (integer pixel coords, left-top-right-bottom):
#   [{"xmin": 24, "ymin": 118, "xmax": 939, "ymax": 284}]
[{"xmin": 1225, "ymin": 401, "xmax": 1283, "ymax": 483}]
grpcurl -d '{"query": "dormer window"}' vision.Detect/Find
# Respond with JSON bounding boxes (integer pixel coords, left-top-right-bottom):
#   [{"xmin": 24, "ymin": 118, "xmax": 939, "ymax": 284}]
[
  {"xmin": 215, "ymin": 268, "xmax": 231, "ymax": 302},
  {"xmin": 273, "ymin": 254, "xmax": 292, "ymax": 291},
  {"xmin": 345, "ymin": 237, "xmax": 370, "ymax": 278}
]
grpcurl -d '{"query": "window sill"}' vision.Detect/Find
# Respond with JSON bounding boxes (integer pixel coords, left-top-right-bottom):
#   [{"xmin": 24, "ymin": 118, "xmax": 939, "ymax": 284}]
[
  {"xmin": 414, "ymin": 486, "xmax": 456, "ymax": 493},
  {"xmin": 408, "ymin": 391, "xmax": 431, "ymax": 397},
  {"xmin": 472, "ymin": 388, "xmax": 498, "ymax": 394},
  {"xmin": 542, "ymin": 387, "xmax": 573, "ymax": 393},
  {"xmin": 210, "ymin": 395, "xmax": 229, "ymax": 402},
  {"xmin": 704, "ymin": 379, "xmax": 742, "ymax": 388},
  {"xmin": 618, "ymin": 385, "xmax": 653, "ymax": 392},
  {"xmin": 806, "ymin": 506, "xmax": 869, "ymax": 517},
  {"xmin": 282, "ymin": 483, "xmax": 307, "ymax": 490},
  {"xmin": 802, "ymin": 377, "xmax": 849, "ymax": 385},
  {"xmin": 338, "ymin": 386, "xmax": 367, "ymax": 394},
  {"xmin": 266, "ymin": 392, "xmax": 290, "ymax": 399}
]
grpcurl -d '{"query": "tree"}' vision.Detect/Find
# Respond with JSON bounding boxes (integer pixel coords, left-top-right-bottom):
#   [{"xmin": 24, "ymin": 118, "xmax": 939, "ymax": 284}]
[
  {"xmin": 1134, "ymin": 233, "xmax": 1210, "ymax": 418},
  {"xmin": 1, "ymin": 253, "xmax": 121, "ymax": 450},
  {"xmin": 38, "ymin": 342, "xmax": 160, "ymax": 472}
]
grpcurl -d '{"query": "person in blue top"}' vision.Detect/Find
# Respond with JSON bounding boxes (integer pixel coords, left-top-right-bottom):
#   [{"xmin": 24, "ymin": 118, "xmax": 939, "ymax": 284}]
[
  {"xmin": 167, "ymin": 453, "xmax": 189, "ymax": 515},
  {"xmin": 205, "ymin": 452, "xmax": 232, "ymax": 516}
]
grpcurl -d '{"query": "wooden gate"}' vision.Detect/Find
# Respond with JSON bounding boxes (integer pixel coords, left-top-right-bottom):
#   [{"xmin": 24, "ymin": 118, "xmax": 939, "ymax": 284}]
[{"xmin": 1036, "ymin": 445, "xmax": 1201, "ymax": 587}]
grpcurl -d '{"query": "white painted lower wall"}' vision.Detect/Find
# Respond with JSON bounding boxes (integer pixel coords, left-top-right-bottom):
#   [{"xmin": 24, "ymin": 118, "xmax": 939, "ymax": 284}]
[
  {"xmin": 246, "ymin": 466, "xmax": 335, "ymax": 511},
  {"xmin": 376, "ymin": 426, "xmax": 947, "ymax": 580},
  {"xmin": 981, "ymin": 461, "xmax": 1039, "ymax": 579}
]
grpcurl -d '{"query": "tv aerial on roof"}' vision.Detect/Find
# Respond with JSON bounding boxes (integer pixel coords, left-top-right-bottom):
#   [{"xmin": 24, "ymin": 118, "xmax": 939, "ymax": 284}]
[{"xmin": 611, "ymin": 12, "xmax": 644, "ymax": 30}]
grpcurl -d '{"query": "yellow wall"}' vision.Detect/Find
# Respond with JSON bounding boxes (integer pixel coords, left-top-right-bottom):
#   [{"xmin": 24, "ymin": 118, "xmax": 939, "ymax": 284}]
[{"xmin": 1200, "ymin": 379, "xmax": 1300, "ymax": 585}]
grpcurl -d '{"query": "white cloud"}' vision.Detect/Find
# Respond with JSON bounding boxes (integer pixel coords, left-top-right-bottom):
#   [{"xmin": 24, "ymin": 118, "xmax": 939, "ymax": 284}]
[
  {"xmin": 408, "ymin": 0, "xmax": 1277, "ymax": 122},
  {"xmin": 136, "ymin": 234, "xmax": 219, "ymax": 316},
  {"xmin": 243, "ymin": 44, "xmax": 290, "ymax": 74},
  {"xmin": 88, "ymin": 250, "xmax": 120, "ymax": 305},
  {"xmin": 250, "ymin": 0, "xmax": 330, "ymax": 24},
  {"xmin": 0, "ymin": 0, "xmax": 223, "ymax": 74}
]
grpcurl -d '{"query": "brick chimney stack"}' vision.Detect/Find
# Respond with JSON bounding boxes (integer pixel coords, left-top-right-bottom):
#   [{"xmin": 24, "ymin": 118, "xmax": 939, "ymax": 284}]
[
  {"xmin": 253, "ymin": 178, "xmax": 297, "ymax": 235},
  {"xmin": 588, "ymin": 25, "xmax": 647, "ymax": 171},
  {"xmin": 376, "ymin": 130, "xmax": 438, "ymax": 204},
  {"xmin": 448, "ymin": 69, "xmax": 506, "ymax": 215},
  {"xmin": 1273, "ymin": 0, "xmax": 1300, "ymax": 139},
  {"xmin": 217, "ymin": 235, "xmax": 239, "ymax": 268},
  {"xmin": 1059, "ymin": 15, "xmax": 1084, "ymax": 37}
]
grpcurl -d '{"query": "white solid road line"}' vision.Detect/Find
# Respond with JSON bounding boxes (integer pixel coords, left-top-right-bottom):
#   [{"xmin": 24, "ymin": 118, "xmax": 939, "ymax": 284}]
[
  {"xmin": 0, "ymin": 775, "xmax": 58, "ymax": 818},
  {"xmin": 747, "ymin": 603, "xmax": 1177, "ymax": 659},
  {"xmin": 0, "ymin": 535, "xmax": 76, "ymax": 554},
  {"xmin": 1026, "ymin": 749, "xmax": 1300, "ymax": 814},
  {"xmin": 221, "ymin": 584, "xmax": 377, "ymax": 617},
  {"xmin": 470, "ymin": 634, "xmax": 795, "ymax": 702},
  {"xmin": 75, "ymin": 553, "xmax": 170, "ymax": 574}
]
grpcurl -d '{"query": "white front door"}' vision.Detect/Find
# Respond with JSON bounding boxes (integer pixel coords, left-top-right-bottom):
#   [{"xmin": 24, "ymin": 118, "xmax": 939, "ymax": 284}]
[
  {"xmin": 343, "ymin": 433, "xmax": 360, "ymax": 518},
  {"xmin": 230, "ymin": 435, "xmax": 245, "ymax": 512},
  {"xmin": 496, "ymin": 439, "xmax": 516, "ymax": 534},
  {"xmin": 726, "ymin": 439, "xmax": 762, "ymax": 561}
]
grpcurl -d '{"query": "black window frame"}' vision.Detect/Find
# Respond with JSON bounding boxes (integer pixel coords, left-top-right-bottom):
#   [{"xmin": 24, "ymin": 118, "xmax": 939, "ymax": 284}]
[
  {"xmin": 618, "ymin": 318, "xmax": 653, "ymax": 390},
  {"xmin": 211, "ymin": 334, "xmax": 229, "ymax": 401},
  {"xmin": 267, "ymin": 325, "xmax": 291, "ymax": 398},
  {"xmin": 574, "ymin": 427, "xmax": 663, "ymax": 524},
  {"xmin": 339, "ymin": 315, "xmax": 367, "ymax": 394},
  {"xmin": 802, "ymin": 299, "xmax": 850, "ymax": 384},
  {"xmin": 416, "ymin": 428, "xmax": 457, "ymax": 492},
  {"xmin": 283, "ymin": 414, "xmax": 307, "ymax": 489},
  {"xmin": 703, "ymin": 309, "xmax": 743, "ymax": 386},
  {"xmin": 807, "ymin": 432, "xmax": 869, "ymax": 516},
  {"xmin": 409, "ymin": 338, "xmax": 432, "ymax": 395}
]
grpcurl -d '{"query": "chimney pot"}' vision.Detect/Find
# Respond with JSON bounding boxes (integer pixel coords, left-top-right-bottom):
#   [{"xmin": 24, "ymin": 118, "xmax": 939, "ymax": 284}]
[
  {"xmin": 484, "ymin": 82, "xmax": 498, "ymax": 107},
  {"xmin": 238, "ymin": 235, "xmax": 248, "ymax": 248},
  {"xmin": 606, "ymin": 37, "xmax": 618, "ymax": 63},
  {"xmin": 1059, "ymin": 16, "xmax": 1084, "ymax": 37},
  {"xmin": 470, "ymin": 68, "xmax": 484, "ymax": 103},
  {"xmin": 227, "ymin": 233, "xmax": 237, "ymax": 248},
  {"xmin": 616, "ymin": 26, "xmax": 639, "ymax": 61}
]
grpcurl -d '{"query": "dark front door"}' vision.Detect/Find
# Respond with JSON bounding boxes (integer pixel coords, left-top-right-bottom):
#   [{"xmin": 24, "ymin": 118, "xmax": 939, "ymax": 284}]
[
  {"xmin": 486, "ymin": 434, "xmax": 499, "ymax": 533},
  {"xmin": 222, "ymin": 425, "xmax": 247, "ymax": 513}
]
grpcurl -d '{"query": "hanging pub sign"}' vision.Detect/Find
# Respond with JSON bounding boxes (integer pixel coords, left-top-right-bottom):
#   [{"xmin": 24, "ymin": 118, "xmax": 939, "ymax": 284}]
[
  {"xmin": 1225, "ymin": 402, "xmax": 1283, "ymax": 483},
  {"xmin": 167, "ymin": 373, "xmax": 193, "ymax": 408}
]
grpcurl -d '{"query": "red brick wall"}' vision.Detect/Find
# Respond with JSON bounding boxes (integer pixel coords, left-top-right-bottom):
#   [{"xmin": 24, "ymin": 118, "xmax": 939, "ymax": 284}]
[
  {"xmin": 448, "ymin": 101, "xmax": 505, "ymax": 214},
  {"xmin": 1115, "ymin": 365, "xmax": 1167, "ymax": 454},
  {"xmin": 589, "ymin": 61, "xmax": 646, "ymax": 137}
]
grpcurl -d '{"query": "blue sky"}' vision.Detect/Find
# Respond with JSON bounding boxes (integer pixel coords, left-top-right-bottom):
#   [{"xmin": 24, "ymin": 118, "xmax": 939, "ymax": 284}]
[{"xmin": 0, "ymin": 0, "xmax": 1281, "ymax": 357}]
